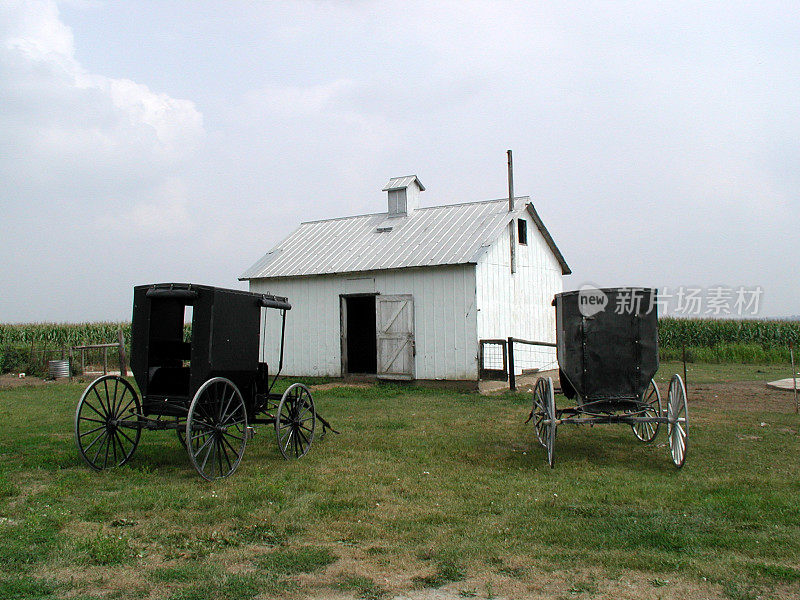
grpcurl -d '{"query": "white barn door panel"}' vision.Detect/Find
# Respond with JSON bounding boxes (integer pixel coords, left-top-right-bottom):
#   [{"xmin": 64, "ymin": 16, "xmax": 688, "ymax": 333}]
[{"xmin": 376, "ymin": 294, "xmax": 414, "ymax": 380}]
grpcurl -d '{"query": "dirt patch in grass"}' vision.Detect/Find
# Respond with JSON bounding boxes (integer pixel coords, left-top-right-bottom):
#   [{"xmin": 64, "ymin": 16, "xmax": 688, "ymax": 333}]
[
  {"xmin": 689, "ymin": 380, "xmax": 798, "ymax": 413},
  {"xmin": 0, "ymin": 373, "xmax": 49, "ymax": 389},
  {"xmin": 318, "ymin": 567, "xmax": 741, "ymax": 600},
  {"xmin": 312, "ymin": 382, "xmax": 374, "ymax": 392}
]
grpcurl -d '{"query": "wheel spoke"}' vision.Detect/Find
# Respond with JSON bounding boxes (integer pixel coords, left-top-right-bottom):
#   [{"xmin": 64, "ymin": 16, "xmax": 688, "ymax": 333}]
[
  {"xmin": 114, "ymin": 432, "xmax": 128, "ymax": 460},
  {"xmin": 116, "ymin": 390, "xmax": 135, "ymax": 416},
  {"xmin": 278, "ymin": 429, "xmax": 292, "ymax": 445},
  {"xmin": 110, "ymin": 378, "xmax": 119, "ymax": 415},
  {"xmin": 111, "ymin": 432, "xmax": 123, "ymax": 463},
  {"xmin": 200, "ymin": 436, "xmax": 215, "ymax": 471},
  {"xmin": 116, "ymin": 427, "xmax": 137, "ymax": 446},
  {"xmin": 102, "ymin": 379, "xmax": 111, "ymax": 413},
  {"xmin": 109, "ymin": 379, "xmax": 122, "ymax": 417},
  {"xmin": 92, "ymin": 389, "xmax": 110, "ymax": 416},
  {"xmin": 221, "ymin": 432, "xmax": 241, "ymax": 457},
  {"xmin": 220, "ymin": 389, "xmax": 237, "ymax": 422},
  {"xmin": 207, "ymin": 439, "xmax": 218, "ymax": 477},
  {"xmin": 632, "ymin": 379, "xmax": 660, "ymax": 443},
  {"xmin": 216, "ymin": 438, "xmax": 224, "ymax": 476},
  {"xmin": 197, "ymin": 400, "xmax": 216, "ymax": 424},
  {"xmin": 297, "ymin": 428, "xmax": 310, "ymax": 448},
  {"xmin": 83, "ymin": 400, "xmax": 107, "ymax": 420},
  {"xmin": 114, "ymin": 379, "xmax": 126, "ymax": 416},
  {"xmin": 297, "ymin": 401, "xmax": 311, "ymax": 421},
  {"xmin": 190, "ymin": 419, "xmax": 215, "ymax": 433},
  {"xmin": 89, "ymin": 432, "xmax": 109, "ymax": 463},
  {"xmin": 220, "ymin": 438, "xmax": 233, "ymax": 472},
  {"xmin": 194, "ymin": 433, "xmax": 214, "ymax": 457},
  {"xmin": 190, "ymin": 428, "xmax": 211, "ymax": 441},
  {"xmin": 83, "ymin": 429, "xmax": 108, "ymax": 453},
  {"xmin": 102, "ymin": 432, "xmax": 112, "ymax": 468},
  {"xmin": 283, "ymin": 429, "xmax": 294, "ymax": 453},
  {"xmin": 79, "ymin": 424, "xmax": 106, "ymax": 437},
  {"xmin": 192, "ymin": 433, "xmax": 209, "ymax": 453},
  {"xmin": 116, "ymin": 431, "xmax": 130, "ymax": 458}
]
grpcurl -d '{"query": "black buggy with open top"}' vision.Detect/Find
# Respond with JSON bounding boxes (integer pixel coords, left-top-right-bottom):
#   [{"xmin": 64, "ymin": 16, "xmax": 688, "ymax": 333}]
[
  {"xmin": 74, "ymin": 283, "xmax": 330, "ymax": 480},
  {"xmin": 527, "ymin": 288, "xmax": 688, "ymax": 468}
]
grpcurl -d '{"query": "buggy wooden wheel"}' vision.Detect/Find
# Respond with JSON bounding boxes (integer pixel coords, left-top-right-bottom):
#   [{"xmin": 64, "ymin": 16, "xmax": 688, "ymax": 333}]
[
  {"xmin": 276, "ymin": 383, "xmax": 316, "ymax": 460},
  {"xmin": 531, "ymin": 377, "xmax": 550, "ymax": 448},
  {"xmin": 75, "ymin": 375, "xmax": 141, "ymax": 470},
  {"xmin": 543, "ymin": 377, "xmax": 557, "ymax": 468},
  {"xmin": 631, "ymin": 379, "xmax": 661, "ymax": 442},
  {"xmin": 186, "ymin": 377, "xmax": 248, "ymax": 480},
  {"xmin": 667, "ymin": 374, "xmax": 688, "ymax": 468}
]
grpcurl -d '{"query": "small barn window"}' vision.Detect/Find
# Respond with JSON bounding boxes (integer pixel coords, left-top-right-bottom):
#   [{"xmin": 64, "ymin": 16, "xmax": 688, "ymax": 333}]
[{"xmin": 517, "ymin": 219, "xmax": 528, "ymax": 245}]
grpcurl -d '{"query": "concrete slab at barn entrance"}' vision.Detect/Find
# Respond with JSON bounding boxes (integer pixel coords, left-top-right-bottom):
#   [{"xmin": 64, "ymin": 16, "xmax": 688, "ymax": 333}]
[{"xmin": 479, "ymin": 369, "xmax": 560, "ymax": 395}]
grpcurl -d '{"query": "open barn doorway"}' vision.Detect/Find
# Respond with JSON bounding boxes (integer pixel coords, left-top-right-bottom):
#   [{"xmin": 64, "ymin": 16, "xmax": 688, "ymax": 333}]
[{"xmin": 341, "ymin": 294, "xmax": 377, "ymax": 375}]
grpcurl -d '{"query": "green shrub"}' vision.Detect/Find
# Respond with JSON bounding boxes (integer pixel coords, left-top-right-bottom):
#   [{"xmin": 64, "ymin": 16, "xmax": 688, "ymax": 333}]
[{"xmin": 0, "ymin": 345, "xmax": 47, "ymax": 376}]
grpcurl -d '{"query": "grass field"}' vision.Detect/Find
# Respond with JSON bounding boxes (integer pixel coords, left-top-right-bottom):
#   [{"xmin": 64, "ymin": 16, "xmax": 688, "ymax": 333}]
[{"xmin": 1, "ymin": 364, "xmax": 799, "ymax": 600}]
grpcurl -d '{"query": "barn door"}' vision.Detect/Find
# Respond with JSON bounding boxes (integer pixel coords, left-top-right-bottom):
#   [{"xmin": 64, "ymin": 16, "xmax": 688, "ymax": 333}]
[{"xmin": 376, "ymin": 294, "xmax": 415, "ymax": 380}]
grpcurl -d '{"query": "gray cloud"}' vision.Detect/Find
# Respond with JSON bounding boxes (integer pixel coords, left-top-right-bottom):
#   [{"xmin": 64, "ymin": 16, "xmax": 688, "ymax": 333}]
[{"xmin": 1, "ymin": 1, "xmax": 798, "ymax": 321}]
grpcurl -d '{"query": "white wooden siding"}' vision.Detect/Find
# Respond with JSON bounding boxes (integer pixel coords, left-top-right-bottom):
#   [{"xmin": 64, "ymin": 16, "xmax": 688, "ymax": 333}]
[
  {"xmin": 250, "ymin": 264, "xmax": 478, "ymax": 380},
  {"xmin": 475, "ymin": 213, "xmax": 563, "ymax": 373}
]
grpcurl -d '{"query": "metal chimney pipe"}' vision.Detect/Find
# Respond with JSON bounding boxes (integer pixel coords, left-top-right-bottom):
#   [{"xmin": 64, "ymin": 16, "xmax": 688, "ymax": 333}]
[
  {"xmin": 507, "ymin": 149, "xmax": 517, "ymax": 273},
  {"xmin": 507, "ymin": 149, "xmax": 514, "ymax": 212}
]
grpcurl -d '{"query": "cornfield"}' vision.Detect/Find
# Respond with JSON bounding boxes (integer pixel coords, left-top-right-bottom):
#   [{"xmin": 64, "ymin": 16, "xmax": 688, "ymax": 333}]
[
  {"xmin": 659, "ymin": 317, "xmax": 800, "ymax": 349},
  {"xmin": 0, "ymin": 322, "xmax": 132, "ymax": 348},
  {"xmin": 1, "ymin": 319, "xmax": 798, "ymax": 375},
  {"xmin": 0, "ymin": 322, "xmax": 193, "ymax": 348},
  {"xmin": 0, "ymin": 323, "xmax": 193, "ymax": 376}
]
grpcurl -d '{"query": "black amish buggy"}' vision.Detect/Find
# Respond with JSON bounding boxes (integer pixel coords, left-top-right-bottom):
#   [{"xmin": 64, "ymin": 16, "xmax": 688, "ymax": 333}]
[
  {"xmin": 527, "ymin": 288, "xmax": 688, "ymax": 468},
  {"xmin": 74, "ymin": 283, "xmax": 334, "ymax": 480}
]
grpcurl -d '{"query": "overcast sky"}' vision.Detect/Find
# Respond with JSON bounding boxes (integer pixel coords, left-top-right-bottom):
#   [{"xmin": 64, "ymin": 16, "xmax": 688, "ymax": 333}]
[{"xmin": 1, "ymin": 0, "xmax": 798, "ymax": 322}]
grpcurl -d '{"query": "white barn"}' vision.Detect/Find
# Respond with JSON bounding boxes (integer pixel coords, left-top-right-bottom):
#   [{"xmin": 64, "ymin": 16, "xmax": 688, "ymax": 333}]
[{"xmin": 241, "ymin": 176, "xmax": 570, "ymax": 385}]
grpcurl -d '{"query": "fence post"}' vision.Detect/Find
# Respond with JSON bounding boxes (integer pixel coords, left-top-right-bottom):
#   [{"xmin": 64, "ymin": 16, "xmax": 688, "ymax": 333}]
[
  {"xmin": 791, "ymin": 342, "xmax": 797, "ymax": 414},
  {"xmin": 508, "ymin": 337, "xmax": 516, "ymax": 391},
  {"xmin": 68, "ymin": 346, "xmax": 74, "ymax": 382},
  {"xmin": 682, "ymin": 342, "xmax": 688, "ymax": 400},
  {"xmin": 117, "ymin": 328, "xmax": 128, "ymax": 377},
  {"xmin": 103, "ymin": 346, "xmax": 108, "ymax": 375}
]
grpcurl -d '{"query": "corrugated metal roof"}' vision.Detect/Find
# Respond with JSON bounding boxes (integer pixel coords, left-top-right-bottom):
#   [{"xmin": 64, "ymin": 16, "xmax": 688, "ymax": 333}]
[
  {"xmin": 240, "ymin": 197, "xmax": 570, "ymax": 280},
  {"xmin": 382, "ymin": 175, "xmax": 425, "ymax": 191}
]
